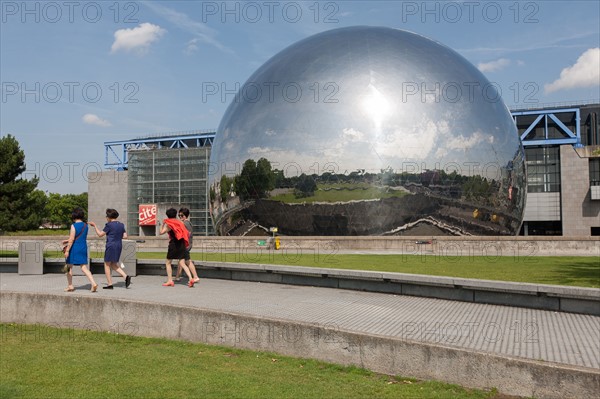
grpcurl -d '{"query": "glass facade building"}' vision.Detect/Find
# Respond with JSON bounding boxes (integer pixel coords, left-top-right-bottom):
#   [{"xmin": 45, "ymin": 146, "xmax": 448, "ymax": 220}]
[
  {"xmin": 513, "ymin": 103, "xmax": 600, "ymax": 236},
  {"xmin": 127, "ymin": 147, "xmax": 213, "ymax": 236},
  {"xmin": 524, "ymin": 147, "xmax": 561, "ymax": 193}
]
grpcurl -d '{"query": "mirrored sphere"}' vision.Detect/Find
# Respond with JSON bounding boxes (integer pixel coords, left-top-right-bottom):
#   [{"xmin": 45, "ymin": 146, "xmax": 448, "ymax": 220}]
[{"xmin": 209, "ymin": 26, "xmax": 526, "ymax": 236}]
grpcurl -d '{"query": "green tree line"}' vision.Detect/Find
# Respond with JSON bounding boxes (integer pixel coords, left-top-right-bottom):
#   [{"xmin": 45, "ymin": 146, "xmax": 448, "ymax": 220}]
[
  {"xmin": 0, "ymin": 134, "xmax": 88, "ymax": 233},
  {"xmin": 220, "ymin": 158, "xmax": 502, "ymax": 203}
]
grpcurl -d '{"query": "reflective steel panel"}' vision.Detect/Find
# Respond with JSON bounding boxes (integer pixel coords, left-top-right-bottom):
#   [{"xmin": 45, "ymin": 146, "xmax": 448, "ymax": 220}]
[{"xmin": 209, "ymin": 26, "xmax": 526, "ymax": 236}]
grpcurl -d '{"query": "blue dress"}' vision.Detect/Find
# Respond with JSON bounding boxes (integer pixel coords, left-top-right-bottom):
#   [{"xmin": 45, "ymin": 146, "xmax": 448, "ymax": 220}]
[
  {"xmin": 104, "ymin": 221, "xmax": 126, "ymax": 262},
  {"xmin": 66, "ymin": 222, "xmax": 88, "ymax": 265}
]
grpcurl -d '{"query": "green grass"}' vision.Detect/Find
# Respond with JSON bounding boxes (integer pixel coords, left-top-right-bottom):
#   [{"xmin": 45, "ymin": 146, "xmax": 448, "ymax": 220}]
[
  {"xmin": 0, "ymin": 323, "xmax": 499, "ymax": 399},
  {"xmin": 2, "ymin": 250, "xmax": 598, "ymax": 288},
  {"xmin": 270, "ymin": 183, "xmax": 408, "ymax": 203},
  {"xmin": 3, "ymin": 229, "xmax": 69, "ymax": 236},
  {"xmin": 137, "ymin": 252, "xmax": 600, "ymax": 288}
]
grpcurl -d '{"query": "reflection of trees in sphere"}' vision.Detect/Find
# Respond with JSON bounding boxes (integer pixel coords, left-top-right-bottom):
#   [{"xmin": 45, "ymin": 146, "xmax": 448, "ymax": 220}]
[{"xmin": 209, "ymin": 26, "xmax": 526, "ymax": 236}]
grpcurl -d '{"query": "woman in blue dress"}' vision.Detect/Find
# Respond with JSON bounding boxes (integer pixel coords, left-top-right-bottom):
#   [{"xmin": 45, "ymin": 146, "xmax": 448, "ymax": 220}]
[
  {"xmin": 89, "ymin": 208, "xmax": 131, "ymax": 289},
  {"xmin": 63, "ymin": 207, "xmax": 97, "ymax": 292}
]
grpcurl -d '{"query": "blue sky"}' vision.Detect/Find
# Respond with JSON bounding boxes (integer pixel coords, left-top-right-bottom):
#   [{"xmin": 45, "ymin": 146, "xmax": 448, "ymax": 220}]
[{"xmin": 1, "ymin": 0, "xmax": 599, "ymax": 194}]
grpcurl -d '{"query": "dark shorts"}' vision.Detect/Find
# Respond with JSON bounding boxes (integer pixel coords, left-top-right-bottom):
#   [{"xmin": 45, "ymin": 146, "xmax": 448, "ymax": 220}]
[{"xmin": 167, "ymin": 239, "xmax": 186, "ymax": 260}]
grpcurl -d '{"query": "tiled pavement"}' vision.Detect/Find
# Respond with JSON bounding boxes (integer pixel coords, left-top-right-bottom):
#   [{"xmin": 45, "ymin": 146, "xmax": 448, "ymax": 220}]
[{"xmin": 1, "ymin": 273, "xmax": 599, "ymax": 370}]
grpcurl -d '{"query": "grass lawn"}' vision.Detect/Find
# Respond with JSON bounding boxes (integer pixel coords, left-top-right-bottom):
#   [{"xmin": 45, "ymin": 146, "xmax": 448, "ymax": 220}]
[
  {"xmin": 2, "ymin": 251, "xmax": 598, "ymax": 288},
  {"xmin": 269, "ymin": 183, "xmax": 408, "ymax": 203},
  {"xmin": 3, "ymin": 229, "xmax": 69, "ymax": 236},
  {"xmin": 0, "ymin": 323, "xmax": 500, "ymax": 399},
  {"xmin": 137, "ymin": 252, "xmax": 600, "ymax": 288}
]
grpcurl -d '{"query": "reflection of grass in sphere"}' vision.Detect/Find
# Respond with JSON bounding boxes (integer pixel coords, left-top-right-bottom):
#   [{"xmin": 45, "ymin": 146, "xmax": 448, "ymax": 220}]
[{"xmin": 269, "ymin": 183, "xmax": 410, "ymax": 203}]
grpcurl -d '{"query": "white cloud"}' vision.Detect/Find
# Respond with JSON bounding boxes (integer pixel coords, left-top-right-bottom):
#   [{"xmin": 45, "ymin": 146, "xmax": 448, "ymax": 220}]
[
  {"xmin": 224, "ymin": 141, "xmax": 235, "ymax": 151},
  {"xmin": 247, "ymin": 146, "xmax": 271, "ymax": 155},
  {"xmin": 342, "ymin": 128, "xmax": 364, "ymax": 142},
  {"xmin": 144, "ymin": 3, "xmax": 233, "ymax": 55},
  {"xmin": 378, "ymin": 118, "xmax": 450, "ymax": 161},
  {"xmin": 111, "ymin": 23, "xmax": 166, "ymax": 54},
  {"xmin": 436, "ymin": 130, "xmax": 494, "ymax": 158},
  {"xmin": 184, "ymin": 38, "xmax": 200, "ymax": 55},
  {"xmin": 446, "ymin": 131, "xmax": 486, "ymax": 150},
  {"xmin": 545, "ymin": 48, "xmax": 600, "ymax": 93},
  {"xmin": 477, "ymin": 58, "xmax": 511, "ymax": 73},
  {"xmin": 82, "ymin": 114, "xmax": 111, "ymax": 127}
]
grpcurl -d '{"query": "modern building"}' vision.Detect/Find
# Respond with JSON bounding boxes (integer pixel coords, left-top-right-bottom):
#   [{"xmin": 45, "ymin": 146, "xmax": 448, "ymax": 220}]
[
  {"xmin": 512, "ymin": 101, "xmax": 600, "ymax": 236},
  {"xmin": 88, "ymin": 103, "xmax": 600, "ymax": 237},
  {"xmin": 89, "ymin": 131, "xmax": 215, "ymax": 237}
]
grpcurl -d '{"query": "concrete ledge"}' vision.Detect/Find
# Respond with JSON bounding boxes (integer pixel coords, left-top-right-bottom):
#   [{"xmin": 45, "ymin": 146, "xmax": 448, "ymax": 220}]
[
  {"xmin": 403, "ymin": 283, "xmax": 475, "ymax": 301},
  {"xmin": 0, "ymin": 258, "xmax": 17, "ymax": 273},
  {"xmin": 1, "ymin": 291, "xmax": 598, "ymax": 399},
  {"xmin": 196, "ymin": 261, "xmax": 600, "ymax": 316},
  {"xmin": 2, "ymin": 236, "xmax": 599, "ymax": 256},
  {"xmin": 1, "ymin": 258, "xmax": 599, "ymax": 315}
]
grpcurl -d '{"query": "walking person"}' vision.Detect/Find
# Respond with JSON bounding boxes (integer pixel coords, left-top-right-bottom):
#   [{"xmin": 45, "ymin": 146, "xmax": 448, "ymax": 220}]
[
  {"xmin": 160, "ymin": 208, "xmax": 195, "ymax": 287},
  {"xmin": 62, "ymin": 207, "xmax": 97, "ymax": 293},
  {"xmin": 174, "ymin": 207, "xmax": 200, "ymax": 284},
  {"xmin": 89, "ymin": 208, "xmax": 131, "ymax": 289}
]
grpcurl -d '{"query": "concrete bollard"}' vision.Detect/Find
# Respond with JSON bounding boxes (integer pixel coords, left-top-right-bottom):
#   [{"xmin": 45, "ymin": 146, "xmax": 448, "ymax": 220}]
[
  {"xmin": 18, "ymin": 241, "xmax": 43, "ymax": 275},
  {"xmin": 119, "ymin": 240, "xmax": 137, "ymax": 277}
]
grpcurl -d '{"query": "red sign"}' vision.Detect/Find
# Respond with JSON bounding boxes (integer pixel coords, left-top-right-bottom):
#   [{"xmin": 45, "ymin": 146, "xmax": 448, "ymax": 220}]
[{"xmin": 139, "ymin": 204, "xmax": 157, "ymax": 226}]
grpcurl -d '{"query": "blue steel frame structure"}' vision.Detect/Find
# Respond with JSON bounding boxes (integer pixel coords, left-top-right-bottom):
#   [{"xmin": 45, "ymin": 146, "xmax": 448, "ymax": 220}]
[
  {"xmin": 104, "ymin": 130, "xmax": 216, "ymax": 170},
  {"xmin": 511, "ymin": 107, "xmax": 582, "ymax": 148}
]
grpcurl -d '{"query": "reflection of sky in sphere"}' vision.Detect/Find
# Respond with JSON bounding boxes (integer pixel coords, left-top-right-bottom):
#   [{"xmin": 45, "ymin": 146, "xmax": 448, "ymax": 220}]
[{"xmin": 213, "ymin": 26, "xmax": 521, "ymax": 181}]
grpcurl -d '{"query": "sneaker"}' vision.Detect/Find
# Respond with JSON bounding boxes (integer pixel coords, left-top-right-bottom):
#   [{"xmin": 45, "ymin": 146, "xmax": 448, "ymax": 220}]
[
  {"xmin": 125, "ymin": 275, "xmax": 131, "ymax": 288},
  {"xmin": 103, "ymin": 285, "xmax": 114, "ymax": 290},
  {"xmin": 162, "ymin": 281, "xmax": 175, "ymax": 287}
]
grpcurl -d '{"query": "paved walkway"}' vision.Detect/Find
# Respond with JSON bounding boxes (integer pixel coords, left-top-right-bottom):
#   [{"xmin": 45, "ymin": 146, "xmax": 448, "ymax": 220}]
[{"xmin": 1, "ymin": 273, "xmax": 599, "ymax": 370}]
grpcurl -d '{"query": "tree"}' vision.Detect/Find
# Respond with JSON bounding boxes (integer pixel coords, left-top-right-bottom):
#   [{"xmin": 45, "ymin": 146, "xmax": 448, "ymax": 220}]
[
  {"xmin": 0, "ymin": 134, "xmax": 47, "ymax": 232},
  {"xmin": 256, "ymin": 157, "xmax": 275, "ymax": 194},
  {"xmin": 234, "ymin": 158, "xmax": 275, "ymax": 200},
  {"xmin": 220, "ymin": 175, "xmax": 234, "ymax": 202},
  {"xmin": 294, "ymin": 173, "xmax": 317, "ymax": 198},
  {"xmin": 273, "ymin": 168, "xmax": 287, "ymax": 188},
  {"xmin": 45, "ymin": 192, "xmax": 88, "ymax": 228},
  {"xmin": 462, "ymin": 175, "xmax": 492, "ymax": 201},
  {"xmin": 234, "ymin": 159, "xmax": 257, "ymax": 200}
]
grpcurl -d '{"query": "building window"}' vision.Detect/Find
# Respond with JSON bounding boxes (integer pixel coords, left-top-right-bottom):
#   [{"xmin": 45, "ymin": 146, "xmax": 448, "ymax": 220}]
[
  {"xmin": 520, "ymin": 221, "xmax": 562, "ymax": 236},
  {"xmin": 525, "ymin": 147, "xmax": 560, "ymax": 193},
  {"xmin": 590, "ymin": 158, "xmax": 600, "ymax": 186},
  {"xmin": 583, "ymin": 111, "xmax": 599, "ymax": 146}
]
